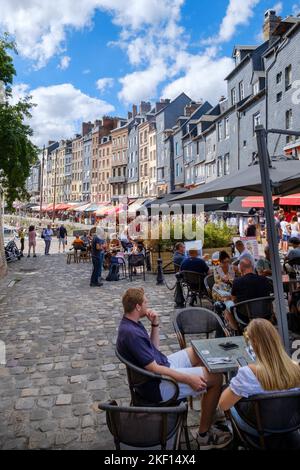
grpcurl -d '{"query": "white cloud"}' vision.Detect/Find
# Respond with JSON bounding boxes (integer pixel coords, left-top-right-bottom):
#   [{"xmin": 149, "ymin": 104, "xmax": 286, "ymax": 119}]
[
  {"xmin": 83, "ymin": 69, "xmax": 91, "ymax": 74},
  {"xmin": 12, "ymin": 83, "xmax": 115, "ymax": 147},
  {"xmin": 118, "ymin": 61, "xmax": 168, "ymax": 104},
  {"xmin": 0, "ymin": 0, "xmax": 184, "ymax": 68},
  {"xmin": 96, "ymin": 77, "xmax": 114, "ymax": 92},
  {"xmin": 293, "ymin": 3, "xmax": 300, "ymax": 16},
  {"xmin": 205, "ymin": 0, "xmax": 261, "ymax": 45},
  {"xmin": 58, "ymin": 55, "xmax": 71, "ymax": 70},
  {"xmin": 162, "ymin": 51, "xmax": 234, "ymax": 104}
]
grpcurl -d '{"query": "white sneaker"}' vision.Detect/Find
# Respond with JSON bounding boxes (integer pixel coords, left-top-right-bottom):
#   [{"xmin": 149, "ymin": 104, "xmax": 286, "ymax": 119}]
[{"xmin": 196, "ymin": 425, "xmax": 233, "ymax": 450}]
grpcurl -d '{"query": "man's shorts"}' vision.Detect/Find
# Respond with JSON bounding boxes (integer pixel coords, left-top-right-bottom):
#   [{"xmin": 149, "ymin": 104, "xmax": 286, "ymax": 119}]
[{"xmin": 159, "ymin": 349, "xmax": 206, "ymax": 401}]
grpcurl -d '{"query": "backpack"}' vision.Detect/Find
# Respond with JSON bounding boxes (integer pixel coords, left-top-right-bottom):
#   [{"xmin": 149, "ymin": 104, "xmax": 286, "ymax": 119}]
[
  {"xmin": 106, "ymin": 263, "xmax": 119, "ymax": 282},
  {"xmin": 41, "ymin": 229, "xmax": 45, "ymax": 239}
]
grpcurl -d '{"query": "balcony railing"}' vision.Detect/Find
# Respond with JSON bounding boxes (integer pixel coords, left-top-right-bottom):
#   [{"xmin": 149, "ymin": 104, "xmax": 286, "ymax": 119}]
[{"xmin": 108, "ymin": 175, "xmax": 127, "ymax": 184}]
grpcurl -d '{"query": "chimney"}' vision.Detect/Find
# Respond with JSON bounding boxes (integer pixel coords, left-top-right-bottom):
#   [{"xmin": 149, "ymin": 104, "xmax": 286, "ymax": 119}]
[
  {"xmin": 132, "ymin": 104, "xmax": 138, "ymax": 117},
  {"xmin": 94, "ymin": 119, "xmax": 102, "ymax": 128},
  {"xmin": 263, "ymin": 10, "xmax": 281, "ymax": 41},
  {"xmin": 155, "ymin": 102, "xmax": 167, "ymax": 113},
  {"xmin": 82, "ymin": 121, "xmax": 93, "ymax": 136},
  {"xmin": 128, "ymin": 111, "xmax": 133, "ymax": 120},
  {"xmin": 139, "ymin": 101, "xmax": 152, "ymax": 115},
  {"xmin": 160, "ymin": 98, "xmax": 171, "ymax": 104},
  {"xmin": 184, "ymin": 101, "xmax": 201, "ymax": 117}
]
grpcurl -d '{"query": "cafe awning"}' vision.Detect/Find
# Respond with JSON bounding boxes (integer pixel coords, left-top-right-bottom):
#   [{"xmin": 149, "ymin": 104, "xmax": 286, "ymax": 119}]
[{"xmin": 279, "ymin": 194, "xmax": 300, "ymax": 206}]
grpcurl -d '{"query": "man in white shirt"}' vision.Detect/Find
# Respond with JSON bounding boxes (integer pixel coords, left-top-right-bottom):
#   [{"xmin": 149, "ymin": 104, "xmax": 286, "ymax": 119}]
[{"xmin": 234, "ymin": 240, "xmax": 255, "ymax": 267}]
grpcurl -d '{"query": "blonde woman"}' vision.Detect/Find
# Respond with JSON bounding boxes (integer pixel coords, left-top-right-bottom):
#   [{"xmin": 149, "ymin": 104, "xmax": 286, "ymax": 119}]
[{"xmin": 219, "ymin": 319, "xmax": 300, "ymax": 411}]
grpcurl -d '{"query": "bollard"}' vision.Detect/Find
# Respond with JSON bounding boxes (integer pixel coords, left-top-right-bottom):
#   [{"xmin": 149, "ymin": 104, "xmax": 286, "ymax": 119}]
[
  {"xmin": 174, "ymin": 272, "xmax": 185, "ymax": 309},
  {"xmin": 156, "ymin": 258, "xmax": 164, "ymax": 285}
]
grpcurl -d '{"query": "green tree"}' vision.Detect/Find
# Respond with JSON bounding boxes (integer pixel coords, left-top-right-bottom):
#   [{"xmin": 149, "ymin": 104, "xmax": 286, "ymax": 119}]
[{"xmin": 0, "ymin": 33, "xmax": 38, "ymax": 210}]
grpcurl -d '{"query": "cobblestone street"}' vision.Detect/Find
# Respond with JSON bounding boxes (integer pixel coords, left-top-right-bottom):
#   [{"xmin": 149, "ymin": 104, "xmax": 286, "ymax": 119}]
[{"xmin": 0, "ymin": 240, "xmax": 199, "ymax": 450}]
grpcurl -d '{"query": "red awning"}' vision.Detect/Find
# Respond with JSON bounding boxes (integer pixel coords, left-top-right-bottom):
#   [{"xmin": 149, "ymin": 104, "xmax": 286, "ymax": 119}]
[
  {"xmin": 55, "ymin": 203, "xmax": 71, "ymax": 211},
  {"xmin": 242, "ymin": 196, "xmax": 278, "ymax": 208},
  {"xmin": 279, "ymin": 194, "xmax": 300, "ymax": 206}
]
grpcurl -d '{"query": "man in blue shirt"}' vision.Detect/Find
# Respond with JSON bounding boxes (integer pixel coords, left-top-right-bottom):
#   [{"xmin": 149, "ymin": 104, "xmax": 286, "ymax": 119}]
[
  {"xmin": 181, "ymin": 249, "xmax": 210, "ymax": 275},
  {"xmin": 173, "ymin": 242, "xmax": 186, "ymax": 268},
  {"xmin": 90, "ymin": 227, "xmax": 105, "ymax": 287},
  {"xmin": 116, "ymin": 287, "xmax": 232, "ymax": 450}
]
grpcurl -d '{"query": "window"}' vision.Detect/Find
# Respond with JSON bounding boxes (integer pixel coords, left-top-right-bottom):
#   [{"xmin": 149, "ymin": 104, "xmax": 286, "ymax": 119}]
[
  {"xmin": 224, "ymin": 117, "xmax": 229, "ymax": 139},
  {"xmin": 276, "ymin": 92, "xmax": 282, "ymax": 102},
  {"xmin": 276, "ymin": 72, "xmax": 282, "ymax": 84},
  {"xmin": 176, "ymin": 163, "xmax": 180, "ymax": 177},
  {"xmin": 224, "ymin": 154, "xmax": 230, "ymax": 175},
  {"xmin": 175, "ymin": 142, "xmax": 179, "ymax": 155},
  {"xmin": 253, "ymin": 81, "xmax": 259, "ymax": 95},
  {"xmin": 285, "ymin": 65, "xmax": 292, "ymax": 91},
  {"xmin": 243, "ymin": 140, "xmax": 247, "ymax": 148},
  {"xmin": 239, "ymin": 81, "xmax": 244, "ymax": 101},
  {"xmin": 217, "ymin": 157, "xmax": 223, "ymax": 177},
  {"xmin": 286, "ymin": 109, "xmax": 293, "ymax": 130},
  {"xmin": 231, "ymin": 88, "xmax": 236, "ymax": 105},
  {"xmin": 196, "ymin": 141, "xmax": 200, "ymax": 155},
  {"xmin": 217, "ymin": 121, "xmax": 222, "ymax": 141},
  {"xmin": 253, "ymin": 112, "xmax": 261, "ymax": 134}
]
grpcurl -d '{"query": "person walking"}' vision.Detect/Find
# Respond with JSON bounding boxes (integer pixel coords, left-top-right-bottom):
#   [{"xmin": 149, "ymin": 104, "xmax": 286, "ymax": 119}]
[
  {"xmin": 27, "ymin": 225, "xmax": 37, "ymax": 258},
  {"xmin": 90, "ymin": 227, "xmax": 105, "ymax": 287},
  {"xmin": 58, "ymin": 224, "xmax": 68, "ymax": 253},
  {"xmin": 18, "ymin": 227, "xmax": 25, "ymax": 257},
  {"xmin": 43, "ymin": 224, "xmax": 53, "ymax": 255}
]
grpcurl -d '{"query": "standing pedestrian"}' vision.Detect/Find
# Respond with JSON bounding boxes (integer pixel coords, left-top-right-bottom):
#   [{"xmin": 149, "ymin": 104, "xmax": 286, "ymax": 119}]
[
  {"xmin": 27, "ymin": 225, "xmax": 37, "ymax": 258},
  {"xmin": 58, "ymin": 224, "xmax": 68, "ymax": 253},
  {"xmin": 18, "ymin": 226, "xmax": 25, "ymax": 257},
  {"xmin": 90, "ymin": 227, "xmax": 105, "ymax": 287},
  {"xmin": 43, "ymin": 224, "xmax": 53, "ymax": 255}
]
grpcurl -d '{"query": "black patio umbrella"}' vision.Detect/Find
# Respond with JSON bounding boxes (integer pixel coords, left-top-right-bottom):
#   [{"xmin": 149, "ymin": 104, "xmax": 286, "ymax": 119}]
[{"xmin": 171, "ymin": 160, "xmax": 300, "ymax": 201}]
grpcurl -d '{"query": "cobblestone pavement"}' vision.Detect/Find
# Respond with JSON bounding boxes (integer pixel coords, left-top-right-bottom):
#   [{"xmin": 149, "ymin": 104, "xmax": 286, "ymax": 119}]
[{"xmin": 0, "ymin": 239, "xmax": 200, "ymax": 450}]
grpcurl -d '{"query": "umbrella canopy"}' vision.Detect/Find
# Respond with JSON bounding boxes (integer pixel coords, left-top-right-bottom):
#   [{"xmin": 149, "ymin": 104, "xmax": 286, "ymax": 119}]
[
  {"xmin": 242, "ymin": 196, "xmax": 279, "ymax": 208},
  {"xmin": 171, "ymin": 161, "xmax": 300, "ymax": 201}
]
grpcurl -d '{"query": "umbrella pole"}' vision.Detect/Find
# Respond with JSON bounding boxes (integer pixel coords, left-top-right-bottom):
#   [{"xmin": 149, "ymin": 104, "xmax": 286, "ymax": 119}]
[{"xmin": 256, "ymin": 125, "xmax": 290, "ymax": 354}]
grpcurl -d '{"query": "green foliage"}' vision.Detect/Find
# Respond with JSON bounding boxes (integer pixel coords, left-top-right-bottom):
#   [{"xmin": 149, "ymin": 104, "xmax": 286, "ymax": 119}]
[
  {"xmin": 203, "ymin": 222, "xmax": 236, "ymax": 248},
  {"xmin": 0, "ymin": 34, "xmax": 38, "ymax": 210}
]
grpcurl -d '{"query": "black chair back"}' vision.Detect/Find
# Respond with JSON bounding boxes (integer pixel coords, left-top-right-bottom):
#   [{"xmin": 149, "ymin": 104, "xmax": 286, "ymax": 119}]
[
  {"xmin": 204, "ymin": 274, "xmax": 215, "ymax": 299},
  {"xmin": 173, "ymin": 307, "xmax": 227, "ymax": 348},
  {"xmin": 99, "ymin": 400, "xmax": 188, "ymax": 450},
  {"xmin": 230, "ymin": 296, "xmax": 274, "ymax": 331},
  {"xmin": 230, "ymin": 390, "xmax": 300, "ymax": 449},
  {"xmin": 128, "ymin": 253, "xmax": 145, "ymax": 267}
]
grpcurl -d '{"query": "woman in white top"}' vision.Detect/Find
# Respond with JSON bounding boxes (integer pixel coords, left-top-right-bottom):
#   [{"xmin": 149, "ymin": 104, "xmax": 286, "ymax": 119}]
[
  {"xmin": 290, "ymin": 216, "xmax": 300, "ymax": 239},
  {"xmin": 219, "ymin": 319, "xmax": 300, "ymax": 410}
]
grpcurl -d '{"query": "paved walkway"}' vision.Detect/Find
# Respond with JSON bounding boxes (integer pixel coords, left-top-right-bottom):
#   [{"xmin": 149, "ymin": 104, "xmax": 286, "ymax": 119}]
[{"xmin": 0, "ymin": 240, "xmax": 200, "ymax": 450}]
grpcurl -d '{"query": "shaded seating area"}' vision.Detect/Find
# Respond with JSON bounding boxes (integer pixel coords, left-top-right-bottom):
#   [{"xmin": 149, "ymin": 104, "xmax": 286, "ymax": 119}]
[
  {"xmin": 227, "ymin": 390, "xmax": 300, "ymax": 450},
  {"xmin": 98, "ymin": 401, "xmax": 188, "ymax": 450}
]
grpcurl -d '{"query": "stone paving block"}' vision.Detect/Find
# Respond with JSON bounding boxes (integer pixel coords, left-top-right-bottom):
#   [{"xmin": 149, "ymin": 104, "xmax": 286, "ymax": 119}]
[
  {"xmin": 15, "ymin": 398, "xmax": 35, "ymax": 410},
  {"xmin": 21, "ymin": 388, "xmax": 40, "ymax": 397},
  {"xmin": 56, "ymin": 394, "xmax": 72, "ymax": 406},
  {"xmin": 40, "ymin": 386, "xmax": 61, "ymax": 396}
]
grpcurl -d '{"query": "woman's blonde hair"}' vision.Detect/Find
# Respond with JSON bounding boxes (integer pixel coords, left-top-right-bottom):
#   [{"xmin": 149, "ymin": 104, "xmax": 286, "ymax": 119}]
[{"xmin": 246, "ymin": 319, "xmax": 300, "ymax": 391}]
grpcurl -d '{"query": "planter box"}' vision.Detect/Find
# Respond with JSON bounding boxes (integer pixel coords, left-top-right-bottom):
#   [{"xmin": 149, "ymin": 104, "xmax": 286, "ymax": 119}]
[
  {"xmin": 202, "ymin": 247, "xmax": 232, "ymax": 258},
  {"xmin": 150, "ymin": 251, "xmax": 174, "ymax": 274}
]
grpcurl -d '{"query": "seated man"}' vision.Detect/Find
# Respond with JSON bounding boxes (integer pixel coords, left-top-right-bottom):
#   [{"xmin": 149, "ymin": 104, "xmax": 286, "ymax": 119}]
[
  {"xmin": 117, "ymin": 288, "xmax": 232, "ymax": 450},
  {"xmin": 173, "ymin": 242, "xmax": 186, "ymax": 268},
  {"xmin": 72, "ymin": 234, "xmax": 86, "ymax": 251},
  {"xmin": 180, "ymin": 248, "xmax": 210, "ymax": 276},
  {"xmin": 256, "ymin": 245, "xmax": 272, "ymax": 277},
  {"xmin": 234, "ymin": 241, "xmax": 255, "ymax": 267},
  {"xmin": 284, "ymin": 237, "xmax": 300, "ymax": 274},
  {"xmin": 225, "ymin": 258, "xmax": 273, "ymax": 330}
]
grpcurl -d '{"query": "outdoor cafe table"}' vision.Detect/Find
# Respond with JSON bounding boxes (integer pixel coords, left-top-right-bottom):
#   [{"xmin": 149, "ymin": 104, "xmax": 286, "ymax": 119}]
[{"xmin": 191, "ymin": 336, "xmax": 255, "ymax": 375}]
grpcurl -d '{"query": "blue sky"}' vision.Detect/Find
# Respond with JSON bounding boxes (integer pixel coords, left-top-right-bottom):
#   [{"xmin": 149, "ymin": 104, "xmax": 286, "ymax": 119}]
[{"xmin": 0, "ymin": 0, "xmax": 299, "ymax": 146}]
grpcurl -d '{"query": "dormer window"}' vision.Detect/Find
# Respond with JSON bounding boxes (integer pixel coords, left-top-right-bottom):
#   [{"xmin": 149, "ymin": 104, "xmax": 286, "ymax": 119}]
[
  {"xmin": 253, "ymin": 81, "xmax": 259, "ymax": 95},
  {"xmin": 235, "ymin": 50, "xmax": 241, "ymax": 65}
]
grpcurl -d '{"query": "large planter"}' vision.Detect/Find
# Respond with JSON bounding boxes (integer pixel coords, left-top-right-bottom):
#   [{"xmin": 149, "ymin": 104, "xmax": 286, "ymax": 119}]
[
  {"xmin": 202, "ymin": 247, "xmax": 232, "ymax": 258},
  {"xmin": 150, "ymin": 251, "xmax": 174, "ymax": 274}
]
